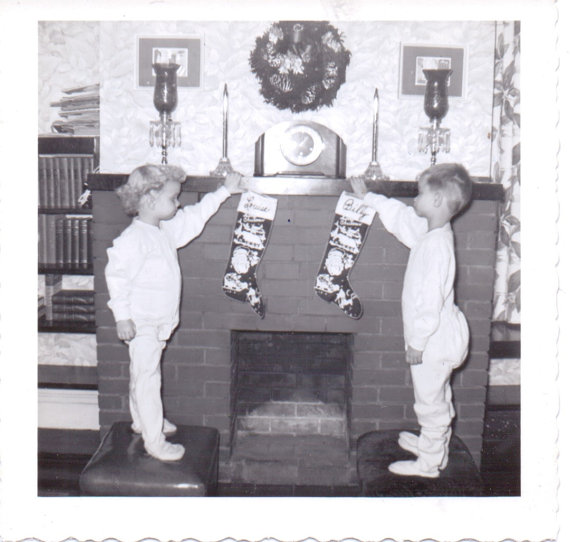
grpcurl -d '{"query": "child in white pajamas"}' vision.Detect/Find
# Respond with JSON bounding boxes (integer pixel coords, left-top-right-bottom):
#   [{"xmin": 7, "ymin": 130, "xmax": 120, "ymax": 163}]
[
  {"xmin": 351, "ymin": 163, "xmax": 472, "ymax": 478},
  {"xmin": 105, "ymin": 164, "xmax": 243, "ymax": 461}
]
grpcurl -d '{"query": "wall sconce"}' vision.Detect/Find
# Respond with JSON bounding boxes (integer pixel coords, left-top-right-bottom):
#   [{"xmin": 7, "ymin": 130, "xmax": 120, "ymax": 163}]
[
  {"xmin": 418, "ymin": 69, "xmax": 452, "ymax": 165},
  {"xmin": 149, "ymin": 63, "xmax": 181, "ymax": 164}
]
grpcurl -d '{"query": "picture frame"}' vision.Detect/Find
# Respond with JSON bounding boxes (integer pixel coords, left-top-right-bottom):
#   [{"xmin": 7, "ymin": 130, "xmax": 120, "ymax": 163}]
[
  {"xmin": 137, "ymin": 36, "xmax": 202, "ymax": 88},
  {"xmin": 399, "ymin": 44, "xmax": 465, "ymax": 97}
]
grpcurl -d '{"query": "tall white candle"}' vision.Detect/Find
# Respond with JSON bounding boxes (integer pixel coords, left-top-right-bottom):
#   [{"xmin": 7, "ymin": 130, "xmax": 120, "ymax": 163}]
[
  {"xmin": 372, "ymin": 88, "xmax": 379, "ymax": 161},
  {"xmin": 223, "ymin": 83, "xmax": 228, "ymax": 158}
]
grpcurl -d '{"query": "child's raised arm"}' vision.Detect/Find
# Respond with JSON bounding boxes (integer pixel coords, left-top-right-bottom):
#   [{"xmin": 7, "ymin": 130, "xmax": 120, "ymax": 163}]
[
  {"xmin": 364, "ymin": 192, "xmax": 427, "ymax": 249},
  {"xmin": 161, "ymin": 181, "xmax": 234, "ymax": 248}
]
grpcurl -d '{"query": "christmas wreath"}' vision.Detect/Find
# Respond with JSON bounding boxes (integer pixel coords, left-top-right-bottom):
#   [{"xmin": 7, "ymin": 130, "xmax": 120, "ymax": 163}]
[{"xmin": 250, "ymin": 21, "xmax": 351, "ymax": 113}]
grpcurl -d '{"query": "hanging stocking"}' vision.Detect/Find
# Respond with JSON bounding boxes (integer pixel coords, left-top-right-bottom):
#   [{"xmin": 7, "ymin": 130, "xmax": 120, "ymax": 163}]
[
  {"xmin": 315, "ymin": 191, "xmax": 375, "ymax": 319},
  {"xmin": 223, "ymin": 192, "xmax": 277, "ymax": 318}
]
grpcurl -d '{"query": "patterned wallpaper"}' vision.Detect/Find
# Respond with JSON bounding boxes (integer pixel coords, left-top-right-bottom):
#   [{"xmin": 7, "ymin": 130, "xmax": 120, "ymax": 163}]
[
  {"xmin": 38, "ymin": 21, "xmax": 100, "ymax": 134},
  {"xmin": 39, "ymin": 20, "xmax": 495, "ymax": 179},
  {"xmin": 98, "ymin": 20, "xmax": 494, "ymax": 179}
]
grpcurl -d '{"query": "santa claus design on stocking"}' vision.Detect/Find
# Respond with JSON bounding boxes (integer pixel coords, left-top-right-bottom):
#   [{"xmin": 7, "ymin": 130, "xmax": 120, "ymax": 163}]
[
  {"xmin": 223, "ymin": 192, "xmax": 277, "ymax": 318},
  {"xmin": 315, "ymin": 191, "xmax": 375, "ymax": 319}
]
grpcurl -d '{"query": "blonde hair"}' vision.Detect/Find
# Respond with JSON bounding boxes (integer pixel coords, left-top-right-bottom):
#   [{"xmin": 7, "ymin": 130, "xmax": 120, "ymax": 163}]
[
  {"xmin": 116, "ymin": 164, "xmax": 186, "ymax": 216},
  {"xmin": 420, "ymin": 163, "xmax": 472, "ymax": 216}
]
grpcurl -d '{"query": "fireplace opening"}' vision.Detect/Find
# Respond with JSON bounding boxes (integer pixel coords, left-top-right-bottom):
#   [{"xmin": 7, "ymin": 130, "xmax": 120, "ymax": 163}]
[{"xmin": 228, "ymin": 330, "xmax": 355, "ymax": 485}]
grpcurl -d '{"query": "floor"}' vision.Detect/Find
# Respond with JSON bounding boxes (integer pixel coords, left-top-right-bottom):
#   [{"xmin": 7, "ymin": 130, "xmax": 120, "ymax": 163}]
[{"xmin": 38, "ymin": 401, "xmax": 520, "ymax": 497}]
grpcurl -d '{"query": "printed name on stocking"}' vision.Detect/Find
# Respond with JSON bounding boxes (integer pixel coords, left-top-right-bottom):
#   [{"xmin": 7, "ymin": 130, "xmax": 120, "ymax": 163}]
[
  {"xmin": 337, "ymin": 191, "xmax": 375, "ymax": 225},
  {"xmin": 238, "ymin": 192, "xmax": 278, "ymax": 220}
]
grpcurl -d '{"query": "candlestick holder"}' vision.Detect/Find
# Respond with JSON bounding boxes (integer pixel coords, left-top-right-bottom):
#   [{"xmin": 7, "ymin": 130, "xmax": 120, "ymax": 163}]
[
  {"xmin": 363, "ymin": 88, "xmax": 389, "ymax": 181},
  {"xmin": 211, "ymin": 83, "xmax": 240, "ymax": 177},
  {"xmin": 418, "ymin": 69, "xmax": 452, "ymax": 165},
  {"xmin": 211, "ymin": 156, "xmax": 237, "ymax": 177}
]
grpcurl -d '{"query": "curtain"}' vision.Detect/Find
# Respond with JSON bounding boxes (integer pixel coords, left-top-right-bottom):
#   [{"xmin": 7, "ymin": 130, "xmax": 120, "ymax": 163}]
[{"xmin": 491, "ymin": 21, "xmax": 521, "ymax": 324}]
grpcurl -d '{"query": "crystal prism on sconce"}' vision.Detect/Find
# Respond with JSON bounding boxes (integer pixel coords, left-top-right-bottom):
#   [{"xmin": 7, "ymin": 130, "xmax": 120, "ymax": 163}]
[
  {"xmin": 149, "ymin": 63, "xmax": 181, "ymax": 164},
  {"xmin": 418, "ymin": 69, "xmax": 452, "ymax": 165}
]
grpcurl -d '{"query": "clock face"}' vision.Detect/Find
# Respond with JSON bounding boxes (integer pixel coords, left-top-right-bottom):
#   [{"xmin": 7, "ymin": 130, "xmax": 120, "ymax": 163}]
[{"xmin": 280, "ymin": 124, "xmax": 325, "ymax": 166}]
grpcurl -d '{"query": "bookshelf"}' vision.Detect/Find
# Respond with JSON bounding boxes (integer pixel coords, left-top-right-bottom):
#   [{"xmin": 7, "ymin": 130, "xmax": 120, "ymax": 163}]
[{"xmin": 38, "ymin": 135, "xmax": 99, "ymax": 333}]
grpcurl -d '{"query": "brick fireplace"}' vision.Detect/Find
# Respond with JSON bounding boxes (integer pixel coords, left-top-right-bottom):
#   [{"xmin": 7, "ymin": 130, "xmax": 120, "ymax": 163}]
[{"xmin": 91, "ymin": 175, "xmax": 502, "ymax": 482}]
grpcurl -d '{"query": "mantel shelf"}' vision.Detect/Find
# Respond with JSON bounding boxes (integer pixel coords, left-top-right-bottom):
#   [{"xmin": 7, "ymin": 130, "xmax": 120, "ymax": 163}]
[{"xmin": 88, "ymin": 174, "xmax": 504, "ymax": 201}]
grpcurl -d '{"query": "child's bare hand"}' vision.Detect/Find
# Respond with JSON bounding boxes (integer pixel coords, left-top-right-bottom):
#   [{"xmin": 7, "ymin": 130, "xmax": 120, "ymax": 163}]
[
  {"xmin": 224, "ymin": 172, "xmax": 245, "ymax": 194},
  {"xmin": 116, "ymin": 319, "xmax": 136, "ymax": 341},
  {"xmin": 350, "ymin": 176, "xmax": 368, "ymax": 199},
  {"xmin": 406, "ymin": 346, "xmax": 423, "ymax": 365}
]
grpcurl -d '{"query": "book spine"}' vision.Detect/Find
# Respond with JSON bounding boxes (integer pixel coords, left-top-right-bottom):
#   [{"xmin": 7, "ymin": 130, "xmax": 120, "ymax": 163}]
[
  {"xmin": 86, "ymin": 216, "xmax": 92, "ymax": 265},
  {"xmin": 82, "ymin": 156, "xmax": 92, "ymax": 190},
  {"xmin": 50, "ymin": 310, "xmax": 96, "ymax": 323},
  {"xmin": 46, "ymin": 157, "xmax": 55, "ymax": 209},
  {"xmin": 46, "ymin": 215, "xmax": 58, "ymax": 265},
  {"xmin": 64, "ymin": 217, "xmax": 73, "ymax": 266},
  {"xmin": 79, "ymin": 217, "xmax": 89, "ymax": 267},
  {"xmin": 50, "ymin": 302, "xmax": 95, "ymax": 314},
  {"xmin": 72, "ymin": 217, "xmax": 80, "ymax": 266},
  {"xmin": 38, "ymin": 156, "xmax": 48, "ymax": 208},
  {"xmin": 51, "ymin": 297, "xmax": 95, "ymax": 307},
  {"xmin": 53, "ymin": 156, "xmax": 62, "ymax": 208},
  {"xmin": 60, "ymin": 156, "xmax": 71, "ymax": 208},
  {"xmin": 54, "ymin": 216, "xmax": 64, "ymax": 266},
  {"xmin": 38, "ymin": 214, "xmax": 46, "ymax": 265},
  {"xmin": 69, "ymin": 155, "xmax": 77, "ymax": 208}
]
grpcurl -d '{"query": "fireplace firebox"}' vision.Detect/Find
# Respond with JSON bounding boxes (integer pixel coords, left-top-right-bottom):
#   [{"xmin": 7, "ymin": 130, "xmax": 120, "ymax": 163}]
[
  {"xmin": 228, "ymin": 331, "xmax": 354, "ymax": 484},
  {"xmin": 230, "ymin": 331, "xmax": 353, "ymax": 441}
]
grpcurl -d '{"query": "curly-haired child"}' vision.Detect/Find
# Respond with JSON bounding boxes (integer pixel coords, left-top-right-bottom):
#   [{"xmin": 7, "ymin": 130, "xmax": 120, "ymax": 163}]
[{"xmin": 105, "ymin": 164, "xmax": 243, "ymax": 461}]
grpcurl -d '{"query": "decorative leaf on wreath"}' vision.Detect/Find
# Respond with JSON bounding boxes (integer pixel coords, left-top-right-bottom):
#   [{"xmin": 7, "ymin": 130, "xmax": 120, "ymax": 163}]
[{"xmin": 250, "ymin": 21, "xmax": 351, "ymax": 113}]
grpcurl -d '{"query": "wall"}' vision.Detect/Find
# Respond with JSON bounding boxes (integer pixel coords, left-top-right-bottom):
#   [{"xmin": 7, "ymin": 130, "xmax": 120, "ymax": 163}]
[
  {"xmin": 38, "ymin": 21, "xmax": 100, "ymax": 134},
  {"xmin": 39, "ymin": 20, "xmax": 495, "ymax": 179}
]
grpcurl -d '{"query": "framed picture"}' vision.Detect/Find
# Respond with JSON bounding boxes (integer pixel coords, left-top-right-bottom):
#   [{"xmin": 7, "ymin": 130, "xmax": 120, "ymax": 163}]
[
  {"xmin": 399, "ymin": 44, "xmax": 465, "ymax": 97},
  {"xmin": 137, "ymin": 36, "xmax": 202, "ymax": 88}
]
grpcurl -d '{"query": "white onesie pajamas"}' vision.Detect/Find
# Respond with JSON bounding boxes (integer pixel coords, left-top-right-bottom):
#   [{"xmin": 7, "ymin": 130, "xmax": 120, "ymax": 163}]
[
  {"xmin": 364, "ymin": 192, "xmax": 469, "ymax": 476},
  {"xmin": 105, "ymin": 186, "xmax": 231, "ymax": 456}
]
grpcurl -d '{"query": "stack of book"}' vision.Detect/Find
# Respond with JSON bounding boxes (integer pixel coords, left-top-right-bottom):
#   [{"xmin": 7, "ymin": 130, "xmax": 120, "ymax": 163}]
[
  {"xmin": 50, "ymin": 289, "xmax": 95, "ymax": 324},
  {"xmin": 38, "ymin": 215, "xmax": 92, "ymax": 268},
  {"xmin": 50, "ymin": 83, "xmax": 100, "ymax": 136}
]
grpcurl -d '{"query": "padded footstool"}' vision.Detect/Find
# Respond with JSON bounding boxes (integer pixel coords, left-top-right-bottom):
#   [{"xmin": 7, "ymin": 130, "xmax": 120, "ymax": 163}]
[
  {"xmin": 356, "ymin": 429, "xmax": 483, "ymax": 496},
  {"xmin": 79, "ymin": 422, "xmax": 219, "ymax": 496}
]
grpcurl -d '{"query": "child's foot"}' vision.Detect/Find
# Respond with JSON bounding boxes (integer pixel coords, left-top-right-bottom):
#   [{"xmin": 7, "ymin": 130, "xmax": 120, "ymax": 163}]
[
  {"xmin": 397, "ymin": 431, "xmax": 448, "ymax": 470},
  {"xmin": 397, "ymin": 431, "xmax": 419, "ymax": 454},
  {"xmin": 132, "ymin": 418, "xmax": 177, "ymax": 436},
  {"xmin": 161, "ymin": 418, "xmax": 177, "ymax": 435},
  {"xmin": 388, "ymin": 459, "xmax": 439, "ymax": 478},
  {"xmin": 145, "ymin": 441, "xmax": 185, "ymax": 462}
]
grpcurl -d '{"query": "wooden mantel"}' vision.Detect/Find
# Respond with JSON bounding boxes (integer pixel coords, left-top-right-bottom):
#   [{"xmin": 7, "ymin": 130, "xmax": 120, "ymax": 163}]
[{"xmin": 89, "ymin": 174, "xmax": 504, "ymax": 201}]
